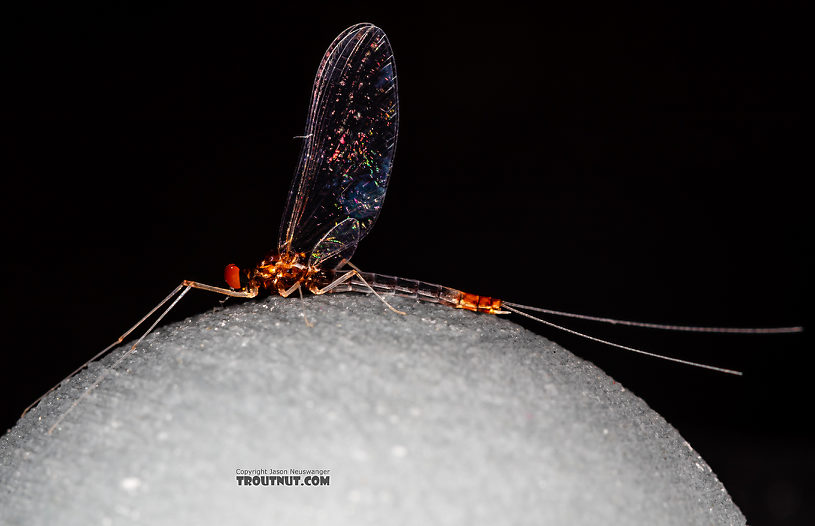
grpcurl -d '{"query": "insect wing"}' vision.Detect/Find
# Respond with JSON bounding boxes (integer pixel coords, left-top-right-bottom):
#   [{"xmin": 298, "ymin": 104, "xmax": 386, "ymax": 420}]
[
  {"xmin": 308, "ymin": 217, "xmax": 361, "ymax": 269},
  {"xmin": 278, "ymin": 23, "xmax": 399, "ymax": 262}
]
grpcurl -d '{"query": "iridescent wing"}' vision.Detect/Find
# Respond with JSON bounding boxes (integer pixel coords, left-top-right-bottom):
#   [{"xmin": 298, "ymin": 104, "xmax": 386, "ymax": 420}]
[
  {"xmin": 278, "ymin": 23, "xmax": 398, "ymax": 267},
  {"xmin": 308, "ymin": 217, "xmax": 360, "ymax": 268}
]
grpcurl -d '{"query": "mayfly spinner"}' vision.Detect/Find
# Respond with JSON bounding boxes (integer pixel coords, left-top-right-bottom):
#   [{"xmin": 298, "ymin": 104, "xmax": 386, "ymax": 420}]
[{"xmin": 24, "ymin": 23, "xmax": 802, "ymax": 433}]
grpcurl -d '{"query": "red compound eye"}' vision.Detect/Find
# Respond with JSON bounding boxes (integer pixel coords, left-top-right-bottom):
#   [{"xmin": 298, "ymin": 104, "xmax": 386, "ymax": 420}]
[{"xmin": 224, "ymin": 264, "xmax": 241, "ymax": 289}]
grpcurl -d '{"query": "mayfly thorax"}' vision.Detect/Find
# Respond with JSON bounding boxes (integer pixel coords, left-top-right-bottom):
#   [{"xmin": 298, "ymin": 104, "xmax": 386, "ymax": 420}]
[{"xmin": 23, "ymin": 23, "xmax": 802, "ymax": 434}]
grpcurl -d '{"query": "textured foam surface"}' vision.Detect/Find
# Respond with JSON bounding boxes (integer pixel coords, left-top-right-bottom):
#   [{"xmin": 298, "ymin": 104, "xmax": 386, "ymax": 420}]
[{"xmin": 0, "ymin": 294, "xmax": 745, "ymax": 525}]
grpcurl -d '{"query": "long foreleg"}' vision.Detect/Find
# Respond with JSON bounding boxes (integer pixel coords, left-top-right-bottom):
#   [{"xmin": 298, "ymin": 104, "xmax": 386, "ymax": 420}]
[{"xmin": 24, "ymin": 281, "xmax": 257, "ymax": 433}]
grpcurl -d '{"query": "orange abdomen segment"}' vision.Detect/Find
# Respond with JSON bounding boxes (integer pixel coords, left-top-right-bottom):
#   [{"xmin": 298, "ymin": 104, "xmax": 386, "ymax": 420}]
[
  {"xmin": 313, "ymin": 270, "xmax": 507, "ymax": 315},
  {"xmin": 457, "ymin": 292, "xmax": 504, "ymax": 314}
]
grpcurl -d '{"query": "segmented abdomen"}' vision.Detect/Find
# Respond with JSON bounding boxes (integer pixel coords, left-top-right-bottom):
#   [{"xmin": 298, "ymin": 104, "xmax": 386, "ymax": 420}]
[{"xmin": 314, "ymin": 270, "xmax": 504, "ymax": 314}]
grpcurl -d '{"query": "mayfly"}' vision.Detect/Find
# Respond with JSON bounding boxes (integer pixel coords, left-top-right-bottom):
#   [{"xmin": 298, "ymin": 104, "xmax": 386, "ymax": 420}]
[{"xmin": 24, "ymin": 23, "xmax": 801, "ymax": 433}]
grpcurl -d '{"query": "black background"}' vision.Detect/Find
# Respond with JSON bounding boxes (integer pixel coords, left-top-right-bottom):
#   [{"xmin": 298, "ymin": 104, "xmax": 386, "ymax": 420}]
[{"xmin": 2, "ymin": 2, "xmax": 809, "ymax": 524}]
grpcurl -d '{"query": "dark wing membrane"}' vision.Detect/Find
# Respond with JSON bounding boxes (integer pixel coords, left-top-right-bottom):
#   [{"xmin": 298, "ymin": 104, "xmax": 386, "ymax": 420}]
[{"xmin": 278, "ymin": 23, "xmax": 398, "ymax": 261}]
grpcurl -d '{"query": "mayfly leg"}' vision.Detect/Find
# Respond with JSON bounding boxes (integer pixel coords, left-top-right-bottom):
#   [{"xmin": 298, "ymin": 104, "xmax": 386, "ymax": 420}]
[
  {"xmin": 21, "ymin": 283, "xmax": 187, "ymax": 419},
  {"xmin": 314, "ymin": 261, "xmax": 407, "ymax": 315},
  {"xmin": 24, "ymin": 280, "xmax": 257, "ymax": 434}
]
